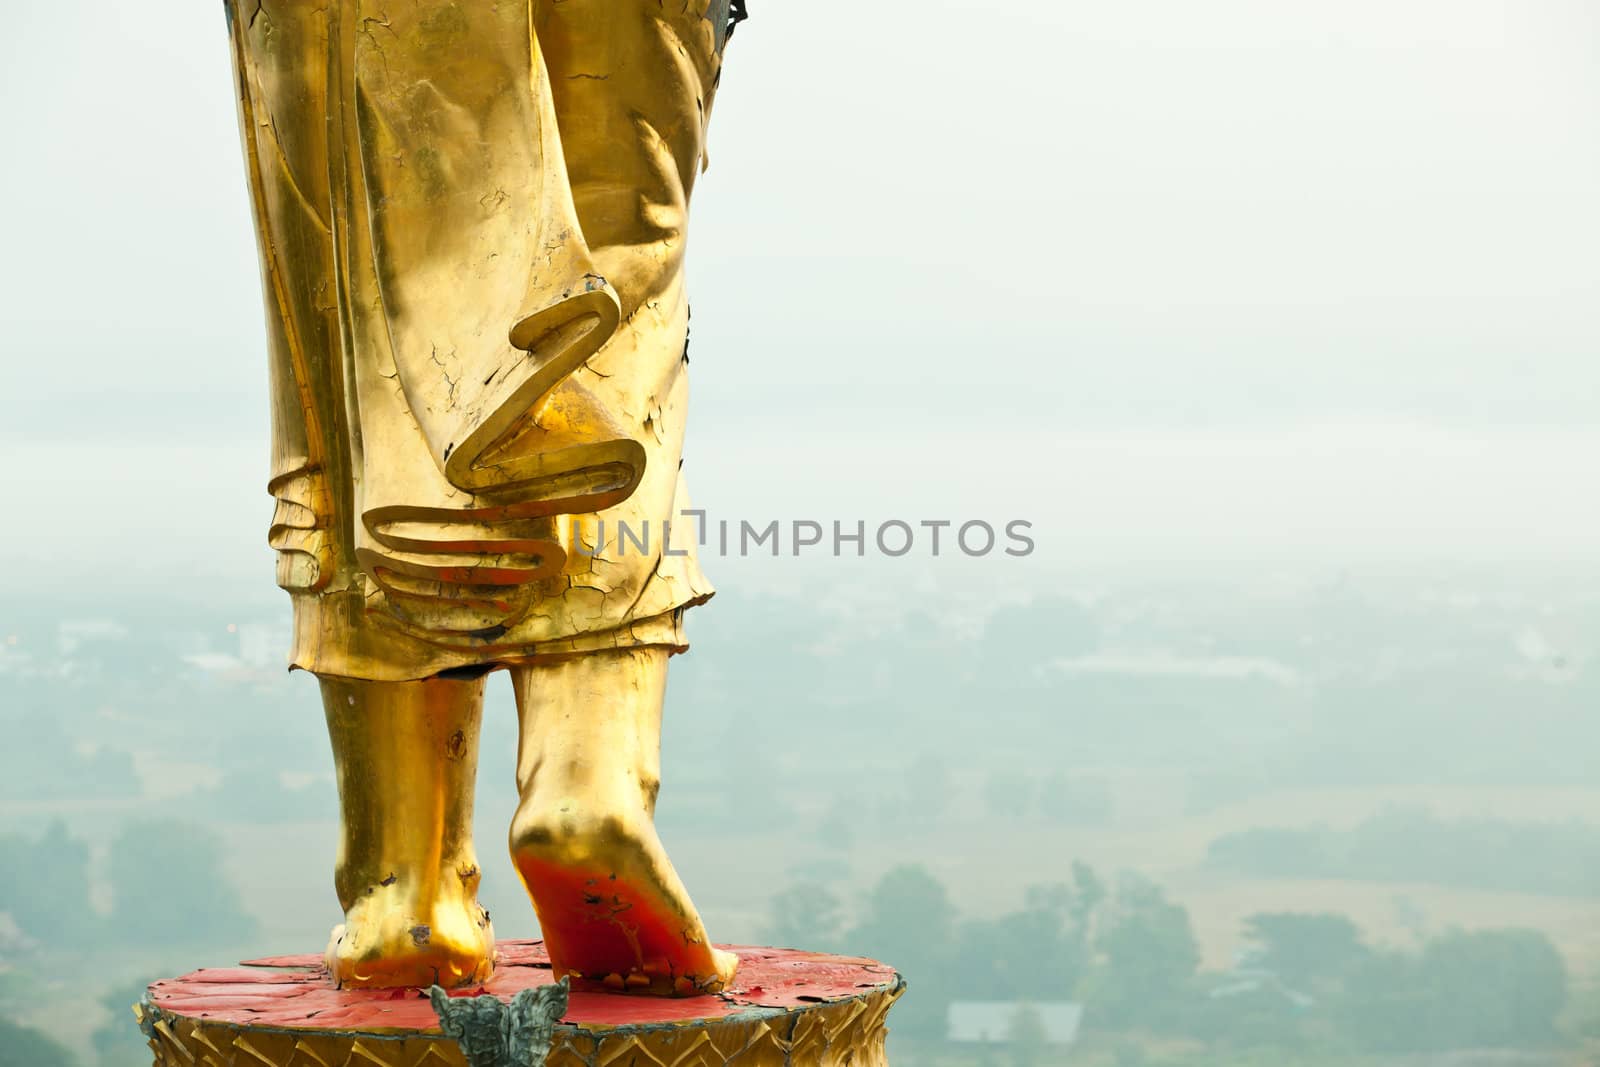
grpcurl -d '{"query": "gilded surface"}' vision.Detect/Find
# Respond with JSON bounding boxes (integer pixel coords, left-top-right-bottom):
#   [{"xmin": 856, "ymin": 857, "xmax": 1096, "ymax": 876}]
[
  {"xmin": 223, "ymin": 0, "xmax": 744, "ymax": 992},
  {"xmin": 227, "ymin": 0, "xmax": 723, "ymax": 675}
]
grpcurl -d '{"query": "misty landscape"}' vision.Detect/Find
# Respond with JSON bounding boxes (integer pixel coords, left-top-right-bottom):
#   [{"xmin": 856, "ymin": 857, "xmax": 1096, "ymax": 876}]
[
  {"xmin": 3, "ymin": 563, "xmax": 1597, "ymax": 1065},
  {"xmin": 5, "ymin": 0, "xmax": 1598, "ymax": 1063}
]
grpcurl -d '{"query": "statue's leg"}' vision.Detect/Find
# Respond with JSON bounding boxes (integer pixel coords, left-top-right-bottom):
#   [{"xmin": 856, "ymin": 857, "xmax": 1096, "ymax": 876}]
[
  {"xmin": 320, "ymin": 674, "xmax": 495, "ymax": 989},
  {"xmin": 509, "ymin": 650, "xmax": 737, "ymax": 995}
]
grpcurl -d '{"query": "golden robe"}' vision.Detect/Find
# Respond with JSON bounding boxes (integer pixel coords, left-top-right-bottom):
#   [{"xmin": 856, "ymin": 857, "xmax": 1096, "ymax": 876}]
[{"xmin": 226, "ymin": 0, "xmax": 736, "ymax": 680}]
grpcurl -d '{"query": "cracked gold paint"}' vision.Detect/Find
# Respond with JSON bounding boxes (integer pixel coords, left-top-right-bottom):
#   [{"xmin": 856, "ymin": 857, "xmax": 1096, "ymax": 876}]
[{"xmin": 224, "ymin": 0, "xmax": 735, "ymax": 993}]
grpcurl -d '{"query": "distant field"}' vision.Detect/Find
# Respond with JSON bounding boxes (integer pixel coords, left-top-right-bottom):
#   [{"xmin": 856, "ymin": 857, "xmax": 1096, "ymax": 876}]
[
  {"xmin": 8, "ymin": 781, "xmax": 1596, "ymax": 1065},
  {"xmin": 211, "ymin": 782, "xmax": 1600, "ymax": 982},
  {"xmin": 677, "ymin": 781, "xmax": 1600, "ymax": 978},
  {"xmin": 1177, "ymin": 876, "xmax": 1600, "ymax": 975}
]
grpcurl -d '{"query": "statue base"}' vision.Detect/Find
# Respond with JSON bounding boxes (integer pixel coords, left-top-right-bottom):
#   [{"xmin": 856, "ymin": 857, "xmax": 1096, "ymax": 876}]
[{"xmin": 138, "ymin": 941, "xmax": 904, "ymax": 1066}]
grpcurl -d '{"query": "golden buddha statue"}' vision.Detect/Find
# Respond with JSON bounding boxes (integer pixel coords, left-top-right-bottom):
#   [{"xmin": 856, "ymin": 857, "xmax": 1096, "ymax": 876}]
[{"xmin": 223, "ymin": 0, "xmax": 745, "ymax": 995}]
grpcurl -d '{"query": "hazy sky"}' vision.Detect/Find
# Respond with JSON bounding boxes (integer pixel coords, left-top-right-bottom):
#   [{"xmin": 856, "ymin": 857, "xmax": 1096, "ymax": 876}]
[{"xmin": 3, "ymin": 0, "xmax": 1597, "ymax": 590}]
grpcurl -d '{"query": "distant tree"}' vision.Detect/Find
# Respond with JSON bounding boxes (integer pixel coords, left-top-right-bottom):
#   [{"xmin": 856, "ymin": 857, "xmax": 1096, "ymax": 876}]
[
  {"xmin": 762, "ymin": 882, "xmax": 843, "ymax": 952},
  {"xmin": 1067, "ymin": 862, "xmax": 1106, "ymax": 944},
  {"xmin": 1087, "ymin": 875, "xmax": 1201, "ymax": 1031},
  {"xmin": 1337, "ymin": 928, "xmax": 1568, "ymax": 1052},
  {"xmin": 1018, "ymin": 882, "xmax": 1076, "ymax": 932},
  {"xmin": 955, "ymin": 873, "xmax": 1103, "ymax": 1002},
  {"xmin": 847, "ymin": 865, "xmax": 956, "ymax": 1039},
  {"xmin": 105, "ymin": 820, "xmax": 257, "ymax": 948},
  {"xmin": 0, "ymin": 1016, "xmax": 78, "ymax": 1067},
  {"xmin": 850, "ymin": 864, "xmax": 956, "ymax": 955},
  {"xmin": 1186, "ymin": 981, "xmax": 1308, "ymax": 1049},
  {"xmin": 1006, "ymin": 1004, "xmax": 1050, "ymax": 1067},
  {"xmin": 1241, "ymin": 912, "xmax": 1370, "ymax": 990},
  {"xmin": 955, "ymin": 901, "xmax": 1086, "ymax": 1001},
  {"xmin": 1414, "ymin": 928, "xmax": 1567, "ymax": 1049},
  {"xmin": 0, "ymin": 820, "xmax": 94, "ymax": 945},
  {"xmin": 1335, "ymin": 949, "xmax": 1431, "ymax": 1053},
  {"xmin": 1207, "ymin": 826, "xmax": 1334, "ymax": 878}
]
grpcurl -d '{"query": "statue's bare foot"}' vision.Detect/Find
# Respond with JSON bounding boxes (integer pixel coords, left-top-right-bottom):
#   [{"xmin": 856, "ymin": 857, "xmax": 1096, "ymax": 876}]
[
  {"xmin": 509, "ymin": 650, "xmax": 735, "ymax": 996},
  {"xmin": 511, "ymin": 807, "xmax": 737, "ymax": 996},
  {"xmin": 325, "ymin": 863, "xmax": 495, "ymax": 989}
]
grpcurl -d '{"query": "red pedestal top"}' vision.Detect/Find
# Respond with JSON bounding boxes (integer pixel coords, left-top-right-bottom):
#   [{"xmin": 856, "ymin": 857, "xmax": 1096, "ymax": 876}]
[{"xmin": 149, "ymin": 942, "xmax": 900, "ymax": 1033}]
